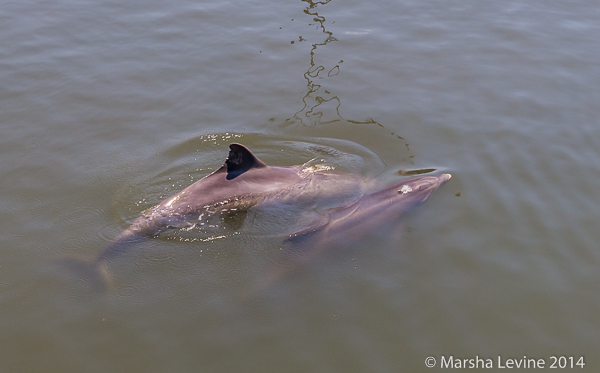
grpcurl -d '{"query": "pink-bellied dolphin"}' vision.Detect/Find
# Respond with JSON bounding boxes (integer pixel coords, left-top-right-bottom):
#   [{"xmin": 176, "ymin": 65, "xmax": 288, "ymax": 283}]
[
  {"xmin": 100, "ymin": 143, "xmax": 307, "ymax": 260},
  {"xmin": 64, "ymin": 143, "xmax": 310, "ymax": 287},
  {"xmin": 244, "ymin": 173, "xmax": 451, "ymax": 296},
  {"xmin": 287, "ymin": 173, "xmax": 451, "ymax": 254}
]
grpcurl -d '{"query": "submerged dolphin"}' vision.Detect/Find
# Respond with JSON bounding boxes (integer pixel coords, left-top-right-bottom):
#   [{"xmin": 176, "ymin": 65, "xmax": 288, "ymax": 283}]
[
  {"xmin": 288, "ymin": 173, "xmax": 451, "ymax": 253},
  {"xmin": 245, "ymin": 173, "xmax": 451, "ymax": 296}
]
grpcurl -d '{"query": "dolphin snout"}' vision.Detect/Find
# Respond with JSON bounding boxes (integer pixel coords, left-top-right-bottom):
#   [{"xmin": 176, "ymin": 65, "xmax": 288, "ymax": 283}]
[{"xmin": 397, "ymin": 173, "xmax": 452, "ymax": 195}]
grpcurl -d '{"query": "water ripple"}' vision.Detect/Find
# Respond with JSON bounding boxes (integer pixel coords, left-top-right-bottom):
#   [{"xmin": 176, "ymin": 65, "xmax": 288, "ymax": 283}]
[
  {"xmin": 0, "ymin": 282, "xmax": 16, "ymax": 301},
  {"xmin": 115, "ymin": 284, "xmax": 141, "ymax": 300},
  {"xmin": 59, "ymin": 206, "xmax": 105, "ymax": 228},
  {"xmin": 6, "ymin": 196, "xmax": 44, "ymax": 213}
]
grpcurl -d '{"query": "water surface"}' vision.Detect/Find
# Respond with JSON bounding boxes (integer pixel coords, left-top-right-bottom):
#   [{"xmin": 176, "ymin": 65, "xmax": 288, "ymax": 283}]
[{"xmin": 1, "ymin": 0, "xmax": 600, "ymax": 372}]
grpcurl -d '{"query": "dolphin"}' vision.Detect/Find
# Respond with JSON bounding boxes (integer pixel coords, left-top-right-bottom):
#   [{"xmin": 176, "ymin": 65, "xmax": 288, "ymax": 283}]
[
  {"xmin": 244, "ymin": 173, "xmax": 451, "ymax": 296},
  {"xmin": 99, "ymin": 143, "xmax": 307, "ymax": 260},
  {"xmin": 63, "ymin": 143, "xmax": 311, "ymax": 287},
  {"xmin": 287, "ymin": 173, "xmax": 451, "ymax": 253}
]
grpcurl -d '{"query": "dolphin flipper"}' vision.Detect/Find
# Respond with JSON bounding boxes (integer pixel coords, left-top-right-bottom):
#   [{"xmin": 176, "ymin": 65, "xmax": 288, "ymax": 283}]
[
  {"xmin": 286, "ymin": 214, "xmax": 332, "ymax": 243},
  {"xmin": 285, "ymin": 197, "xmax": 365, "ymax": 244}
]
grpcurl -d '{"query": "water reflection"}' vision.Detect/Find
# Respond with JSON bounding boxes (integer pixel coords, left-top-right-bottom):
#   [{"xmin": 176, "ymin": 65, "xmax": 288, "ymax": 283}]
[
  {"xmin": 283, "ymin": 0, "xmax": 414, "ymax": 167},
  {"xmin": 286, "ymin": 0, "xmax": 379, "ymax": 127}
]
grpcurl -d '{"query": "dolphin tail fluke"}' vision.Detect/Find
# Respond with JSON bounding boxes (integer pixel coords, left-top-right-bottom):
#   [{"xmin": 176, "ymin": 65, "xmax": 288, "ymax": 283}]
[
  {"xmin": 58, "ymin": 229, "xmax": 148, "ymax": 292},
  {"xmin": 57, "ymin": 257, "xmax": 114, "ymax": 292}
]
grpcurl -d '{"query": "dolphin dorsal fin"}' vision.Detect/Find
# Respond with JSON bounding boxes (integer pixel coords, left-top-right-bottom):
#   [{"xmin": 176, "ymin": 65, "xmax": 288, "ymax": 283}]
[{"xmin": 225, "ymin": 143, "xmax": 267, "ymax": 178}]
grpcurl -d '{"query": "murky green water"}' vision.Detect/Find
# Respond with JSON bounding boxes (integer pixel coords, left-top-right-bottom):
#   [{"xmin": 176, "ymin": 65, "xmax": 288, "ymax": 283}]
[{"xmin": 2, "ymin": 0, "xmax": 599, "ymax": 372}]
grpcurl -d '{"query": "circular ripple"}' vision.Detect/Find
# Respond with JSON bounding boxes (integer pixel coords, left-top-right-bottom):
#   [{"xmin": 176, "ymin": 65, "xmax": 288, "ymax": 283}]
[
  {"xmin": 6, "ymin": 196, "xmax": 44, "ymax": 213},
  {"xmin": 115, "ymin": 284, "xmax": 140, "ymax": 299},
  {"xmin": 112, "ymin": 134, "xmax": 384, "ymax": 222},
  {"xmin": 55, "ymin": 294, "xmax": 90, "ymax": 312},
  {"xmin": 59, "ymin": 206, "xmax": 105, "ymax": 228},
  {"xmin": 136, "ymin": 249, "xmax": 176, "ymax": 265},
  {"xmin": 60, "ymin": 236, "xmax": 96, "ymax": 255},
  {"xmin": 171, "ymin": 290, "xmax": 206, "ymax": 314},
  {"xmin": 102, "ymin": 135, "xmax": 389, "ymax": 284},
  {"xmin": 5, "ymin": 234, "xmax": 55, "ymax": 259},
  {"xmin": 113, "ymin": 282, "xmax": 166, "ymax": 304},
  {"xmin": 0, "ymin": 283, "xmax": 16, "ymax": 301},
  {"xmin": 54, "ymin": 273, "xmax": 100, "ymax": 295}
]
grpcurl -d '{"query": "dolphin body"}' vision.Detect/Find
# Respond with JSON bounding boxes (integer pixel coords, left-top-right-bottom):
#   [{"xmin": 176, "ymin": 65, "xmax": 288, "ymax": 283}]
[
  {"xmin": 245, "ymin": 173, "xmax": 451, "ymax": 296},
  {"xmin": 64, "ymin": 143, "xmax": 313, "ymax": 287},
  {"xmin": 96, "ymin": 143, "xmax": 310, "ymax": 261},
  {"xmin": 98, "ymin": 143, "xmax": 305, "ymax": 261},
  {"xmin": 287, "ymin": 173, "xmax": 452, "ymax": 255}
]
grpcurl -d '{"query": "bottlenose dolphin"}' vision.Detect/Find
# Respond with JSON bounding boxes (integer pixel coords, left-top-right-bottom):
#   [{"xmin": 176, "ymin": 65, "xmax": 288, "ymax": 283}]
[
  {"xmin": 99, "ymin": 143, "xmax": 306, "ymax": 260},
  {"xmin": 64, "ymin": 143, "xmax": 313, "ymax": 287},
  {"xmin": 245, "ymin": 173, "xmax": 451, "ymax": 296},
  {"xmin": 288, "ymin": 173, "xmax": 451, "ymax": 253}
]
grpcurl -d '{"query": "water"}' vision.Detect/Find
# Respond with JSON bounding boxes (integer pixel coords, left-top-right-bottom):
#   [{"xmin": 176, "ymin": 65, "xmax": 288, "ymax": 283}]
[{"xmin": 1, "ymin": 0, "xmax": 599, "ymax": 372}]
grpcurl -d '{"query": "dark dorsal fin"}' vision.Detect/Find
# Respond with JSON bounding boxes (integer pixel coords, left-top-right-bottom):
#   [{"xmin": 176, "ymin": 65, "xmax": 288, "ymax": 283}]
[{"xmin": 224, "ymin": 143, "xmax": 267, "ymax": 179}]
